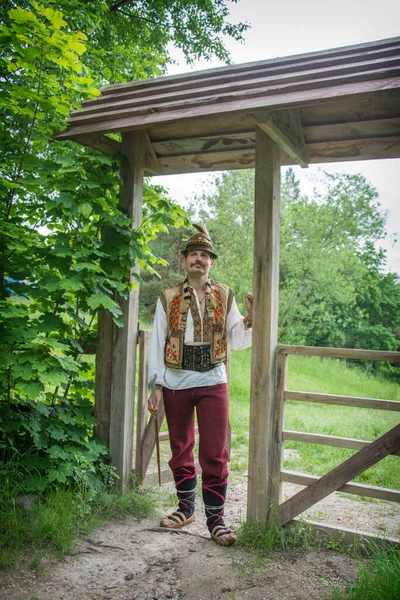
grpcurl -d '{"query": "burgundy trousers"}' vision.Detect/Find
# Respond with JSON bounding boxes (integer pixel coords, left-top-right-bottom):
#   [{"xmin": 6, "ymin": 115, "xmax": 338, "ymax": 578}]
[{"xmin": 163, "ymin": 383, "xmax": 229, "ymax": 486}]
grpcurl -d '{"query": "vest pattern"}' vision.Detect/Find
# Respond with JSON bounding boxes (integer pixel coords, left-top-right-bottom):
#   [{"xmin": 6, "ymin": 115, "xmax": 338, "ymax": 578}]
[{"xmin": 160, "ymin": 279, "xmax": 234, "ymax": 370}]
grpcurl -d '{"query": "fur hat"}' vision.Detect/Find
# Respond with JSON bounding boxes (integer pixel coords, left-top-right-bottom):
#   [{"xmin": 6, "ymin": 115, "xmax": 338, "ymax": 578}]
[{"xmin": 182, "ymin": 224, "xmax": 217, "ymax": 259}]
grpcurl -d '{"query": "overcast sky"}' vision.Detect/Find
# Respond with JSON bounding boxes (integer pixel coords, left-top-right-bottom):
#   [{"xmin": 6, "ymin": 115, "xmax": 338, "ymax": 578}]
[{"xmin": 152, "ymin": 0, "xmax": 400, "ymax": 274}]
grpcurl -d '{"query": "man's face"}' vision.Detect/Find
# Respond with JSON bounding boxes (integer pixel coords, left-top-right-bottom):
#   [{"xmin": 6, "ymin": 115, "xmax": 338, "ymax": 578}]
[{"xmin": 183, "ymin": 249, "xmax": 214, "ymax": 277}]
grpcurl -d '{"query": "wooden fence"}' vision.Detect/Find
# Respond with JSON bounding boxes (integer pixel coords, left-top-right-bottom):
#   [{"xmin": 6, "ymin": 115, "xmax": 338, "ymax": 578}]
[{"xmin": 274, "ymin": 345, "xmax": 400, "ymax": 538}]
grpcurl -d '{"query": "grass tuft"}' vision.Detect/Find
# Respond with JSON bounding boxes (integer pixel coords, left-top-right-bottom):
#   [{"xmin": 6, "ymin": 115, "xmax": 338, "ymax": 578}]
[{"xmin": 330, "ymin": 543, "xmax": 400, "ymax": 599}]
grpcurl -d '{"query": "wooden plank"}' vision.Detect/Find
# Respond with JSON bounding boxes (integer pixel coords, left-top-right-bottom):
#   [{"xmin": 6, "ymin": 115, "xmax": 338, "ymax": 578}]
[
  {"xmin": 283, "ymin": 430, "xmax": 400, "ymax": 455},
  {"xmin": 109, "ymin": 131, "xmax": 145, "ymax": 493},
  {"xmin": 247, "ymin": 127, "xmax": 281, "ymax": 523},
  {"xmin": 272, "ymin": 353, "xmax": 288, "ymax": 503},
  {"xmin": 256, "ymin": 109, "xmax": 309, "ymax": 167},
  {"xmin": 284, "ymin": 391, "xmax": 400, "ymax": 411},
  {"xmin": 96, "ymin": 37, "xmax": 400, "ymax": 98},
  {"xmin": 73, "ymin": 133, "xmax": 121, "ymax": 155},
  {"xmin": 74, "ymin": 56, "xmax": 400, "ymax": 121},
  {"xmin": 308, "ymin": 135, "xmax": 400, "ymax": 162},
  {"xmin": 290, "ymin": 518, "xmax": 400, "ymax": 547},
  {"xmin": 278, "ymin": 424, "xmax": 400, "ymax": 525},
  {"xmin": 140, "ymin": 403, "xmax": 166, "ymax": 482},
  {"xmin": 155, "ymin": 136, "xmax": 400, "ymax": 175},
  {"xmin": 135, "ymin": 330, "xmax": 152, "ymax": 477},
  {"xmin": 92, "ymin": 41, "xmax": 400, "ymax": 102},
  {"xmin": 94, "ymin": 308, "xmax": 113, "ymax": 445},
  {"xmin": 304, "ymin": 116, "xmax": 400, "ymax": 142},
  {"xmin": 281, "ymin": 470, "xmax": 400, "ymax": 503},
  {"xmin": 55, "ymin": 75, "xmax": 400, "ymax": 140},
  {"xmin": 67, "ymin": 65, "xmax": 400, "ymax": 128},
  {"xmin": 143, "ymin": 130, "xmax": 163, "ymax": 175},
  {"xmin": 278, "ymin": 345, "xmax": 400, "ymax": 361},
  {"xmin": 152, "ymin": 131, "xmax": 255, "ymax": 157}
]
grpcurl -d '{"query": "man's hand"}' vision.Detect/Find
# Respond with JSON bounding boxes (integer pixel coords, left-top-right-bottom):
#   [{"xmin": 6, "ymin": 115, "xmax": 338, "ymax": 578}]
[
  {"xmin": 148, "ymin": 387, "xmax": 163, "ymax": 416},
  {"xmin": 245, "ymin": 291, "xmax": 253, "ymax": 322}
]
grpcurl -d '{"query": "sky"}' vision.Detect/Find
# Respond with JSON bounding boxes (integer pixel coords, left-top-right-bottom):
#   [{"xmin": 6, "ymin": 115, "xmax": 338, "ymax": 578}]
[{"xmin": 152, "ymin": 0, "xmax": 400, "ymax": 274}]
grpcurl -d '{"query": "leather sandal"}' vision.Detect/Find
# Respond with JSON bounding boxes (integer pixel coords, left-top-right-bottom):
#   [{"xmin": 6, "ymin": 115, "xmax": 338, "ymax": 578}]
[
  {"xmin": 160, "ymin": 510, "xmax": 195, "ymax": 529},
  {"xmin": 211, "ymin": 524, "xmax": 237, "ymax": 546}
]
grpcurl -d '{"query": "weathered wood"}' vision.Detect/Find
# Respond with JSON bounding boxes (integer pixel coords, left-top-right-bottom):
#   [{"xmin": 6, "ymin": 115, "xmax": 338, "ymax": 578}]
[
  {"xmin": 73, "ymin": 133, "xmax": 121, "ymax": 155},
  {"xmin": 94, "ymin": 308, "xmax": 113, "ymax": 444},
  {"xmin": 140, "ymin": 404, "xmax": 166, "ymax": 482},
  {"xmin": 308, "ymin": 135, "xmax": 400, "ymax": 162},
  {"xmin": 304, "ymin": 116, "xmax": 400, "ymax": 142},
  {"xmin": 135, "ymin": 330, "xmax": 152, "ymax": 476},
  {"xmin": 109, "ymin": 130, "xmax": 145, "ymax": 493},
  {"xmin": 55, "ymin": 75, "xmax": 400, "ymax": 140},
  {"xmin": 272, "ymin": 353, "xmax": 288, "ymax": 503},
  {"xmin": 283, "ymin": 430, "xmax": 400, "ymax": 455},
  {"xmin": 256, "ymin": 110, "xmax": 309, "ymax": 167},
  {"xmin": 66, "ymin": 65, "xmax": 400, "ymax": 130},
  {"xmin": 290, "ymin": 518, "xmax": 400, "ymax": 546},
  {"xmin": 278, "ymin": 424, "xmax": 400, "ymax": 525},
  {"xmin": 284, "ymin": 390, "xmax": 400, "ymax": 411},
  {"xmin": 278, "ymin": 345, "xmax": 400, "ymax": 361},
  {"xmin": 247, "ymin": 127, "xmax": 281, "ymax": 523},
  {"xmin": 96, "ymin": 37, "xmax": 400, "ymax": 98},
  {"xmin": 74, "ymin": 56, "xmax": 400, "ymax": 123},
  {"xmin": 281, "ymin": 470, "xmax": 400, "ymax": 503},
  {"xmin": 144, "ymin": 130, "xmax": 163, "ymax": 175}
]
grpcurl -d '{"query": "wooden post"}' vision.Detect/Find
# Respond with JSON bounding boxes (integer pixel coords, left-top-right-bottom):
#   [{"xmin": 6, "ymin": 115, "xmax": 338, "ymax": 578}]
[
  {"xmin": 247, "ymin": 126, "xmax": 281, "ymax": 523},
  {"xmin": 135, "ymin": 330, "xmax": 152, "ymax": 479},
  {"xmin": 109, "ymin": 130, "xmax": 146, "ymax": 492},
  {"xmin": 272, "ymin": 352, "xmax": 288, "ymax": 504},
  {"xmin": 94, "ymin": 308, "xmax": 113, "ymax": 445}
]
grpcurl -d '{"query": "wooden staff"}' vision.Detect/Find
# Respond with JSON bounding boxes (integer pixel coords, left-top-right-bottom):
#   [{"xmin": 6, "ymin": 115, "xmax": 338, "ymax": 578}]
[{"xmin": 149, "ymin": 375, "xmax": 162, "ymax": 486}]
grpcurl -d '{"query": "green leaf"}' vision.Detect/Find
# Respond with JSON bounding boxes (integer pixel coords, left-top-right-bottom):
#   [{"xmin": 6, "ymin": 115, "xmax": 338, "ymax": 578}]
[
  {"xmin": 87, "ymin": 293, "xmax": 121, "ymax": 315},
  {"xmin": 15, "ymin": 381, "xmax": 43, "ymax": 400}
]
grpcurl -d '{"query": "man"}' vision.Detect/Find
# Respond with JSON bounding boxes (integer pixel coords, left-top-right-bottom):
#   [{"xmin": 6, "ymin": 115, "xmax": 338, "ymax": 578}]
[{"xmin": 148, "ymin": 224, "xmax": 252, "ymax": 546}]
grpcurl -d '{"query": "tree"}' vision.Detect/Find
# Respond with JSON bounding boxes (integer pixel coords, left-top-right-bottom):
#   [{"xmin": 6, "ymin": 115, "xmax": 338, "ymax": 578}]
[
  {"xmin": 187, "ymin": 168, "xmax": 399, "ymax": 366},
  {"xmin": 0, "ymin": 1, "xmax": 248, "ymax": 492}
]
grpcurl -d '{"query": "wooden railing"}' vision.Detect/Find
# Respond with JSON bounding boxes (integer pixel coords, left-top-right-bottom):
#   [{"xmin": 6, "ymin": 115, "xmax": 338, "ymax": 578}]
[{"xmin": 274, "ymin": 345, "xmax": 400, "ymax": 521}]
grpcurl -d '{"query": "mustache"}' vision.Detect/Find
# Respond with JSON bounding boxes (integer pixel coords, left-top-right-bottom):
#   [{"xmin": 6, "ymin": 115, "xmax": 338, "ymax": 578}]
[{"xmin": 191, "ymin": 262, "xmax": 203, "ymax": 266}]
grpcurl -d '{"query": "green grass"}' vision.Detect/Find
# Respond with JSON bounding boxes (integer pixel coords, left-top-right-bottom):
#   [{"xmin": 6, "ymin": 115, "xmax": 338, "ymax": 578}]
[
  {"xmin": 229, "ymin": 350, "xmax": 400, "ymax": 489},
  {"xmin": 0, "ymin": 475, "xmax": 160, "ymax": 567},
  {"xmin": 330, "ymin": 543, "xmax": 400, "ymax": 600}
]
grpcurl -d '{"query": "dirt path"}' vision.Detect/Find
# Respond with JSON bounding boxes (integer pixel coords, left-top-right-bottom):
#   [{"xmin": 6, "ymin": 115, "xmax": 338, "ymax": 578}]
[{"xmin": 1, "ymin": 474, "xmax": 399, "ymax": 600}]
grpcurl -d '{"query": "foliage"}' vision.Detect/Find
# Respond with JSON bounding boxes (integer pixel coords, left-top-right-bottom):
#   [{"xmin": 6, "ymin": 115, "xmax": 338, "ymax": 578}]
[
  {"xmin": 1, "ymin": 0, "xmax": 247, "ymax": 495},
  {"xmin": 0, "ymin": 473, "xmax": 159, "ymax": 566}
]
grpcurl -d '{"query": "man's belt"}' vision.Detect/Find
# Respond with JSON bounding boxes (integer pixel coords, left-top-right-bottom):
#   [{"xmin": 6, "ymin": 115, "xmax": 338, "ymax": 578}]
[{"xmin": 182, "ymin": 344, "xmax": 218, "ymax": 372}]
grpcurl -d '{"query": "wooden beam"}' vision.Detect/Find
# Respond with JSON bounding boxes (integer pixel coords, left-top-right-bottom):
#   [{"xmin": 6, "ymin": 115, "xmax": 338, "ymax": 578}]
[
  {"xmin": 139, "ymin": 404, "xmax": 166, "ymax": 482},
  {"xmin": 271, "ymin": 352, "xmax": 288, "ymax": 503},
  {"xmin": 73, "ymin": 132, "xmax": 121, "ymax": 155},
  {"xmin": 285, "ymin": 390, "xmax": 400, "ymax": 411},
  {"xmin": 256, "ymin": 109, "xmax": 309, "ymax": 167},
  {"xmin": 283, "ymin": 430, "xmax": 400, "ymax": 455},
  {"xmin": 144, "ymin": 131, "xmax": 163, "ymax": 175},
  {"xmin": 109, "ymin": 130, "xmax": 145, "ymax": 493},
  {"xmin": 278, "ymin": 344, "xmax": 400, "ymax": 361},
  {"xmin": 278, "ymin": 423, "xmax": 400, "ymax": 525},
  {"xmin": 247, "ymin": 126, "xmax": 281, "ymax": 523},
  {"xmin": 290, "ymin": 518, "xmax": 400, "ymax": 547},
  {"xmin": 135, "ymin": 330, "xmax": 152, "ymax": 478},
  {"xmin": 94, "ymin": 308, "xmax": 113, "ymax": 445},
  {"xmin": 281, "ymin": 470, "xmax": 400, "ymax": 502}
]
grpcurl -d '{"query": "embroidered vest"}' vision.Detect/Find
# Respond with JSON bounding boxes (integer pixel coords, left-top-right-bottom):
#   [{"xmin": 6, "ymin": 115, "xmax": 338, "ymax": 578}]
[{"xmin": 160, "ymin": 279, "xmax": 234, "ymax": 370}]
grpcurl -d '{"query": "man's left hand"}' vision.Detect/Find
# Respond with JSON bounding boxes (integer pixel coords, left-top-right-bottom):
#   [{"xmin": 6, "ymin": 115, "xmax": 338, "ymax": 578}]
[{"xmin": 245, "ymin": 291, "xmax": 253, "ymax": 322}]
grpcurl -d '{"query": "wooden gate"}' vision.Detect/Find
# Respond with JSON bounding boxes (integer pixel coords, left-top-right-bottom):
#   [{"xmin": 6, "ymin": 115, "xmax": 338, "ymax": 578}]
[{"xmin": 272, "ymin": 345, "xmax": 400, "ymax": 539}]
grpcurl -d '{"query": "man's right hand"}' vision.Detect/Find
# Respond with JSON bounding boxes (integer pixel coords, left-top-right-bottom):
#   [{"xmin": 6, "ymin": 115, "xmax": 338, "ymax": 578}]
[{"xmin": 148, "ymin": 387, "xmax": 163, "ymax": 416}]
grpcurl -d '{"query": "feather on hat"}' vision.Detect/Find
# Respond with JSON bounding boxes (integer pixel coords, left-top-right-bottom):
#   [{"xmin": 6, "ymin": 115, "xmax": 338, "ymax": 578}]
[{"xmin": 182, "ymin": 223, "xmax": 217, "ymax": 259}]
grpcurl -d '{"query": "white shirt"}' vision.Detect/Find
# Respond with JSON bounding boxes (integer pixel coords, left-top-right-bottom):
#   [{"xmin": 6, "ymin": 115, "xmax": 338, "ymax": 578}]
[{"xmin": 148, "ymin": 288, "xmax": 252, "ymax": 390}]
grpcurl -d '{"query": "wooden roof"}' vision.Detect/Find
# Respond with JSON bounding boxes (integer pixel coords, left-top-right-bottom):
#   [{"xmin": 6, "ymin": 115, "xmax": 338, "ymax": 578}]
[{"xmin": 56, "ymin": 36, "xmax": 400, "ymax": 175}]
